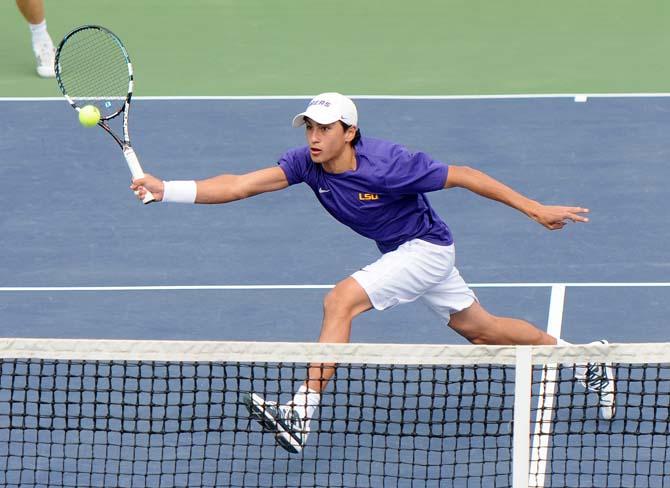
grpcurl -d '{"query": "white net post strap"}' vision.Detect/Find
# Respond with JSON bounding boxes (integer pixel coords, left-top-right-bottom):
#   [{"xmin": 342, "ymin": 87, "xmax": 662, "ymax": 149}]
[{"xmin": 512, "ymin": 346, "xmax": 533, "ymax": 488}]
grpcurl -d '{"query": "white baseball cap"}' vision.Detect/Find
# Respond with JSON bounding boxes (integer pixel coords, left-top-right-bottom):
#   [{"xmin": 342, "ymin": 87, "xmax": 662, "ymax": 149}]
[{"xmin": 292, "ymin": 92, "xmax": 358, "ymax": 128}]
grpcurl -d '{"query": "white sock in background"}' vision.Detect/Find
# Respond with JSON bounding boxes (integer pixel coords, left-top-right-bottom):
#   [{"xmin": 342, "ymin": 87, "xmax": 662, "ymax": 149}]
[
  {"xmin": 29, "ymin": 20, "xmax": 52, "ymax": 47},
  {"xmin": 291, "ymin": 384, "xmax": 321, "ymax": 422}
]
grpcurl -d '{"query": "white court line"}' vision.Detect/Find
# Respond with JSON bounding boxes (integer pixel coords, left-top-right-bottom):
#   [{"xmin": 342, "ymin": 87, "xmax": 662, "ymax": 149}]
[
  {"xmin": 529, "ymin": 285, "xmax": 566, "ymax": 487},
  {"xmin": 0, "ymin": 282, "xmax": 668, "ymax": 292},
  {"xmin": 469, "ymin": 282, "xmax": 670, "ymax": 288},
  {"xmin": 0, "ymin": 285, "xmax": 333, "ymax": 292},
  {"xmin": 1, "ymin": 93, "xmax": 670, "ymax": 102}
]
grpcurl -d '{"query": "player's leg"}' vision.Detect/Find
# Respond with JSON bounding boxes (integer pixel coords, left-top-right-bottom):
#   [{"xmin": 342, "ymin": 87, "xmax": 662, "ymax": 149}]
[
  {"xmin": 16, "ymin": 0, "xmax": 55, "ymax": 77},
  {"xmin": 418, "ymin": 262, "xmax": 554, "ymax": 345},
  {"xmin": 245, "ymin": 239, "xmax": 456, "ymax": 452},
  {"xmin": 421, "ymin": 267, "xmax": 615, "ymax": 418},
  {"xmin": 306, "ymin": 277, "xmax": 373, "ymax": 391},
  {"xmin": 244, "ymin": 277, "xmax": 373, "ymax": 453},
  {"xmin": 308, "ymin": 239, "xmax": 459, "ymax": 394},
  {"xmin": 448, "ymin": 301, "xmax": 557, "ymax": 345},
  {"xmin": 420, "ymin": 260, "xmax": 554, "ymax": 345},
  {"xmin": 449, "ymin": 302, "xmax": 614, "ymax": 417}
]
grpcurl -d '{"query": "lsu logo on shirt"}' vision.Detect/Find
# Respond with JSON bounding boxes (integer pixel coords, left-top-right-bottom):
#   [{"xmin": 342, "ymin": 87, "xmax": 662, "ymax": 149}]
[{"xmin": 358, "ymin": 193, "xmax": 380, "ymax": 201}]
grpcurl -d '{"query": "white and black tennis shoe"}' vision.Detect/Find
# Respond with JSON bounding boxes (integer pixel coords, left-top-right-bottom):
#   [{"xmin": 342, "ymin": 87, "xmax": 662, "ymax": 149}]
[
  {"xmin": 243, "ymin": 392, "xmax": 309, "ymax": 454},
  {"xmin": 576, "ymin": 340, "xmax": 616, "ymax": 419}
]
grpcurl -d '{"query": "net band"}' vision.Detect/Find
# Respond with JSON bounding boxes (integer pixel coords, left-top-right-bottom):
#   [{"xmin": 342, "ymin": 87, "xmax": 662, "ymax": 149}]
[{"xmin": 0, "ymin": 338, "xmax": 664, "ymax": 364}]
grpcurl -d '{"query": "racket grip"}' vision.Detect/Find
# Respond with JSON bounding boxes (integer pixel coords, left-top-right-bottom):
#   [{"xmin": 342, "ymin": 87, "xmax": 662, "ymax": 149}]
[{"xmin": 123, "ymin": 147, "xmax": 155, "ymax": 204}]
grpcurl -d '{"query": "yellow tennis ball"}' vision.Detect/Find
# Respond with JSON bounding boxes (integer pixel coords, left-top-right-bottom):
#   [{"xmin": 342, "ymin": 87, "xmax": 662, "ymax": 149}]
[{"xmin": 78, "ymin": 105, "xmax": 101, "ymax": 127}]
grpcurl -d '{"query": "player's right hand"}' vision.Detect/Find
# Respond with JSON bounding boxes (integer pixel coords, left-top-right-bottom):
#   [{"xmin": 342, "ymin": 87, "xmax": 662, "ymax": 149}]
[{"xmin": 131, "ymin": 174, "xmax": 164, "ymax": 202}]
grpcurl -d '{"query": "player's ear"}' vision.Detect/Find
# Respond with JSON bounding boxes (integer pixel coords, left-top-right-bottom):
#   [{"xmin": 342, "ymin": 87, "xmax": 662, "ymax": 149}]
[{"xmin": 344, "ymin": 124, "xmax": 357, "ymax": 143}]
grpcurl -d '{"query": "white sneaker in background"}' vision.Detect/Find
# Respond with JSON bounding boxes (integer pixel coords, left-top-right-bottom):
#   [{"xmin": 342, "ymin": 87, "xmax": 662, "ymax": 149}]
[{"xmin": 33, "ymin": 38, "xmax": 56, "ymax": 78}]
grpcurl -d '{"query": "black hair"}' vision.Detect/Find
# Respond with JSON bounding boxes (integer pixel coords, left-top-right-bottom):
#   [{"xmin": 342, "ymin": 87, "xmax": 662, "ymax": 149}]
[{"xmin": 340, "ymin": 121, "xmax": 361, "ymax": 146}]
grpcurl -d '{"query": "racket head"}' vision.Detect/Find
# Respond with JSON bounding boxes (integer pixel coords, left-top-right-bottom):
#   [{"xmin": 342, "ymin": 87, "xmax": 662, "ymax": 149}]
[{"xmin": 55, "ymin": 25, "xmax": 133, "ymax": 120}]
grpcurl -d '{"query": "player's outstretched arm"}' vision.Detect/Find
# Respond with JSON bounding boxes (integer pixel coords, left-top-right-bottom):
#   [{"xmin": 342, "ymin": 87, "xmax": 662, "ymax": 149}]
[
  {"xmin": 131, "ymin": 167, "xmax": 289, "ymax": 204},
  {"xmin": 445, "ymin": 165, "xmax": 589, "ymax": 230}
]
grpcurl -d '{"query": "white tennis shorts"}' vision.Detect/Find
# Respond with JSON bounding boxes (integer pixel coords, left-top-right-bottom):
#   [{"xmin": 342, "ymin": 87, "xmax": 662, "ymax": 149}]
[{"xmin": 351, "ymin": 239, "xmax": 477, "ymax": 323}]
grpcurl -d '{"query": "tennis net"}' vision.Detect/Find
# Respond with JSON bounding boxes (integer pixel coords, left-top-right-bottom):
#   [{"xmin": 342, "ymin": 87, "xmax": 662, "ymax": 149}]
[{"xmin": 0, "ymin": 338, "xmax": 667, "ymax": 487}]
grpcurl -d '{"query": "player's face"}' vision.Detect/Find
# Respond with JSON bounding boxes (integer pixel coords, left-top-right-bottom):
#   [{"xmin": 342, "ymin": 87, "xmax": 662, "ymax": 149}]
[{"xmin": 304, "ymin": 119, "xmax": 353, "ymax": 164}]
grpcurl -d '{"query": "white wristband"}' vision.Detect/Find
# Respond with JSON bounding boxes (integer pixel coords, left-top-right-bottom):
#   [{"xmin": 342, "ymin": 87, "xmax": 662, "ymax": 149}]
[{"xmin": 162, "ymin": 180, "xmax": 197, "ymax": 203}]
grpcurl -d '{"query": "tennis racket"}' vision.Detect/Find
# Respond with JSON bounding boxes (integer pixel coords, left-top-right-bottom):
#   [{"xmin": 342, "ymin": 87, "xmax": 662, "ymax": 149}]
[{"xmin": 55, "ymin": 25, "xmax": 154, "ymax": 204}]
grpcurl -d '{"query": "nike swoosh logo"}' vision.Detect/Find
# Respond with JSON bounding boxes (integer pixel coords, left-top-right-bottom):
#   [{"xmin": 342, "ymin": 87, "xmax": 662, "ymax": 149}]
[{"xmin": 318, "ymin": 188, "xmax": 330, "ymax": 193}]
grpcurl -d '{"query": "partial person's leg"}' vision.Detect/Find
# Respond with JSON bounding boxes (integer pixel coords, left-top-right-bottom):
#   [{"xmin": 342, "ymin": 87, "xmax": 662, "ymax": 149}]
[
  {"xmin": 448, "ymin": 301, "xmax": 557, "ymax": 345},
  {"xmin": 277, "ymin": 277, "xmax": 373, "ymax": 448},
  {"xmin": 449, "ymin": 303, "xmax": 614, "ymax": 418},
  {"xmin": 16, "ymin": 0, "xmax": 56, "ymax": 78},
  {"xmin": 244, "ymin": 277, "xmax": 373, "ymax": 453},
  {"xmin": 244, "ymin": 239, "xmax": 457, "ymax": 452},
  {"xmin": 422, "ymin": 267, "xmax": 615, "ymax": 419},
  {"xmin": 419, "ymin": 259, "xmax": 556, "ymax": 345},
  {"xmin": 16, "ymin": 0, "xmax": 44, "ymax": 23},
  {"xmin": 293, "ymin": 240, "xmax": 456, "ymax": 430},
  {"xmin": 305, "ymin": 277, "xmax": 373, "ymax": 392}
]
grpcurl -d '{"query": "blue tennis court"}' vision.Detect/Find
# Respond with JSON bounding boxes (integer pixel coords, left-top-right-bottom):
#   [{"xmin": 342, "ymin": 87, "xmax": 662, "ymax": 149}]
[
  {"xmin": 0, "ymin": 96, "xmax": 668, "ymax": 341},
  {"xmin": 0, "ymin": 96, "xmax": 668, "ymax": 487}
]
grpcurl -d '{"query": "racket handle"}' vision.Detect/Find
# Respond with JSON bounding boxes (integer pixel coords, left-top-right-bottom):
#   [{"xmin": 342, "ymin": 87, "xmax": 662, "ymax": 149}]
[{"xmin": 123, "ymin": 147, "xmax": 155, "ymax": 204}]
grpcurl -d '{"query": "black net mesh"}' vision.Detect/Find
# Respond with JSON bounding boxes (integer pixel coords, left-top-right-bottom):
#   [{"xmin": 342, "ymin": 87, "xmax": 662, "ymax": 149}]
[{"xmin": 0, "ymin": 343, "xmax": 667, "ymax": 487}]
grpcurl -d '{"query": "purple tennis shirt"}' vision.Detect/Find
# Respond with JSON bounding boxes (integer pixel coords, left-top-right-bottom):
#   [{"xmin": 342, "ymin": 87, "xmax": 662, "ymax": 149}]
[{"xmin": 278, "ymin": 136, "xmax": 453, "ymax": 253}]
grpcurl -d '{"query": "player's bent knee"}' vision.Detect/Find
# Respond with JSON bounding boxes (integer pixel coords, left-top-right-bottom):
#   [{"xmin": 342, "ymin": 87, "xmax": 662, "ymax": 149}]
[
  {"xmin": 323, "ymin": 280, "xmax": 371, "ymax": 320},
  {"xmin": 323, "ymin": 288, "xmax": 353, "ymax": 319}
]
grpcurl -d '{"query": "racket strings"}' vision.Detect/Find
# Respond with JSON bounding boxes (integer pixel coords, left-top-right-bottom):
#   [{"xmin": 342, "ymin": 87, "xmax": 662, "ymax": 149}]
[{"xmin": 56, "ymin": 28, "xmax": 130, "ymax": 118}]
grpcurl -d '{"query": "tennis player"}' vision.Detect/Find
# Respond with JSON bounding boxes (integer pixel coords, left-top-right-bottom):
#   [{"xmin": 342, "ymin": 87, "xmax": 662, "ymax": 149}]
[{"xmin": 131, "ymin": 92, "xmax": 616, "ymax": 453}]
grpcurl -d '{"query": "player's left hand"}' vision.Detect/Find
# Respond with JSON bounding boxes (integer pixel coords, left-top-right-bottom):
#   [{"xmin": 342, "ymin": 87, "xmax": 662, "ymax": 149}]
[{"xmin": 530, "ymin": 205, "xmax": 590, "ymax": 230}]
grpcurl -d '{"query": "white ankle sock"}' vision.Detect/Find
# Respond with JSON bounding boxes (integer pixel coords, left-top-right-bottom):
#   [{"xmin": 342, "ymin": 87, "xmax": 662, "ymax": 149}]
[
  {"xmin": 291, "ymin": 384, "xmax": 320, "ymax": 422},
  {"xmin": 29, "ymin": 20, "xmax": 51, "ymax": 46}
]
